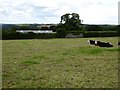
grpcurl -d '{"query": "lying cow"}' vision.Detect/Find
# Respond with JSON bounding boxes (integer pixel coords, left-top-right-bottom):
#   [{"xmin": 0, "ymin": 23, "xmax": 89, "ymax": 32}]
[
  {"xmin": 118, "ymin": 42, "xmax": 120, "ymax": 45},
  {"xmin": 95, "ymin": 41, "xmax": 113, "ymax": 47},
  {"xmin": 87, "ymin": 40, "xmax": 96, "ymax": 45}
]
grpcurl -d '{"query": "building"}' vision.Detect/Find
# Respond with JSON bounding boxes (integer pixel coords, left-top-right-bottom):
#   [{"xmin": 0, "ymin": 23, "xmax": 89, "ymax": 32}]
[{"xmin": 16, "ymin": 30, "xmax": 56, "ymax": 34}]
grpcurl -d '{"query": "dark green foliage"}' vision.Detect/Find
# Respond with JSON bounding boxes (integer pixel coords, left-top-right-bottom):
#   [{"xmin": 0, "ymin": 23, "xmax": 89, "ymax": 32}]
[
  {"xmin": 23, "ymin": 60, "xmax": 39, "ymax": 65},
  {"xmin": 17, "ymin": 25, "xmax": 30, "ymax": 30},
  {"xmin": 56, "ymin": 28, "xmax": 67, "ymax": 38},
  {"xmin": 117, "ymin": 25, "xmax": 120, "ymax": 36},
  {"xmin": 2, "ymin": 24, "xmax": 17, "ymax": 31},
  {"xmin": 84, "ymin": 24, "xmax": 118, "ymax": 31},
  {"xmin": 84, "ymin": 31, "xmax": 117, "ymax": 37},
  {"xmin": 85, "ymin": 25, "xmax": 103, "ymax": 31},
  {"xmin": 68, "ymin": 30, "xmax": 82, "ymax": 35},
  {"xmin": 1, "ymin": 22, "xmax": 119, "ymax": 39},
  {"xmin": 2, "ymin": 23, "xmax": 57, "ymax": 39},
  {"xmin": 60, "ymin": 13, "xmax": 82, "ymax": 31},
  {"xmin": 55, "ymin": 13, "xmax": 83, "ymax": 37},
  {"xmin": 83, "ymin": 25, "xmax": 118, "ymax": 37},
  {"xmin": 49, "ymin": 25, "xmax": 57, "ymax": 32},
  {"xmin": 2, "ymin": 31, "xmax": 56, "ymax": 39},
  {"xmin": 35, "ymin": 33, "xmax": 56, "ymax": 39},
  {"xmin": 0, "ymin": 29, "xmax": 2, "ymax": 40},
  {"xmin": 41, "ymin": 26, "xmax": 49, "ymax": 30}
]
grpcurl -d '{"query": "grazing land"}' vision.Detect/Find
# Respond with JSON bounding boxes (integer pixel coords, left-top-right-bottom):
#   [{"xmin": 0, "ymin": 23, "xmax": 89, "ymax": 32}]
[{"xmin": 2, "ymin": 37, "xmax": 119, "ymax": 88}]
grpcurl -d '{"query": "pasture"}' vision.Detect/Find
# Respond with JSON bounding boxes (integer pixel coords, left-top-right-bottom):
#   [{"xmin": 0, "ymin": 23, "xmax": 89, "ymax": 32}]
[{"xmin": 2, "ymin": 37, "xmax": 119, "ymax": 88}]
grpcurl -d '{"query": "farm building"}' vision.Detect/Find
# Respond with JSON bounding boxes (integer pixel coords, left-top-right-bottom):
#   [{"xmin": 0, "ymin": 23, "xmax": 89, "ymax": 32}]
[
  {"xmin": 16, "ymin": 30, "xmax": 56, "ymax": 34},
  {"xmin": 65, "ymin": 33, "xmax": 83, "ymax": 38}
]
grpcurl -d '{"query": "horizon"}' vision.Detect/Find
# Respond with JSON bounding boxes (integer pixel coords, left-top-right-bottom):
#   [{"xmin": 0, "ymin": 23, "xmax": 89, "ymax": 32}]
[{"xmin": 0, "ymin": 23, "xmax": 118, "ymax": 25}]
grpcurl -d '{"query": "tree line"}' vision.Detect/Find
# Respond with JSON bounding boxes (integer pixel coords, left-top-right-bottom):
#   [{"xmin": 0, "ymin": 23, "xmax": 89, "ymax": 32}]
[{"xmin": 2, "ymin": 13, "xmax": 119, "ymax": 39}]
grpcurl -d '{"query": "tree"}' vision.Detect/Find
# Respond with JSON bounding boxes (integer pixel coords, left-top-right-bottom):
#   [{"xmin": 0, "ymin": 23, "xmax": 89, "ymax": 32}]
[
  {"xmin": 56, "ymin": 13, "xmax": 83, "ymax": 38},
  {"xmin": 60, "ymin": 13, "xmax": 82, "ymax": 31},
  {"xmin": 56, "ymin": 28, "xmax": 67, "ymax": 38},
  {"xmin": 19, "ymin": 24, "xmax": 30, "ymax": 30},
  {"xmin": 60, "ymin": 13, "xmax": 71, "ymax": 24},
  {"xmin": 85, "ymin": 25, "xmax": 103, "ymax": 31},
  {"xmin": 49, "ymin": 25, "xmax": 57, "ymax": 32}
]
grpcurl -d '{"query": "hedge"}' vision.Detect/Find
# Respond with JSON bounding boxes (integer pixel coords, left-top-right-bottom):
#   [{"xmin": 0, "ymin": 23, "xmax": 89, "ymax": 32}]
[
  {"xmin": 2, "ymin": 32, "xmax": 56, "ymax": 40},
  {"xmin": 84, "ymin": 31, "xmax": 117, "ymax": 37},
  {"xmin": 68, "ymin": 30, "xmax": 84, "ymax": 35},
  {"xmin": 2, "ymin": 31, "xmax": 118, "ymax": 40}
]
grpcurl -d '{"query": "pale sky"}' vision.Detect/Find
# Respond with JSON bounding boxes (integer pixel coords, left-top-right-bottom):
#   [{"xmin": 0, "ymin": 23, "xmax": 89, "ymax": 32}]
[{"xmin": 0, "ymin": 0, "xmax": 119, "ymax": 24}]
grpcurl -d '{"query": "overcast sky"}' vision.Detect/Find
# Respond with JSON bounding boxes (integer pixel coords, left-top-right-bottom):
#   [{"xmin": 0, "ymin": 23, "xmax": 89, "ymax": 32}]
[{"xmin": 0, "ymin": 0, "xmax": 119, "ymax": 24}]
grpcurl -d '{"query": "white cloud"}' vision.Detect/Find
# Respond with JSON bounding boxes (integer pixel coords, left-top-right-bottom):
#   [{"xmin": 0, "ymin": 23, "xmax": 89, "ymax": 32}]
[
  {"xmin": 76, "ymin": 0, "xmax": 118, "ymax": 24},
  {"xmin": 0, "ymin": 0, "xmax": 119, "ymax": 24}
]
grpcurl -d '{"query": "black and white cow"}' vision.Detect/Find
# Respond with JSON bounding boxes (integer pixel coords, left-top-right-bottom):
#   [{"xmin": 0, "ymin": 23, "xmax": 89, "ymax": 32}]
[
  {"xmin": 95, "ymin": 41, "xmax": 113, "ymax": 47},
  {"xmin": 87, "ymin": 40, "xmax": 96, "ymax": 45}
]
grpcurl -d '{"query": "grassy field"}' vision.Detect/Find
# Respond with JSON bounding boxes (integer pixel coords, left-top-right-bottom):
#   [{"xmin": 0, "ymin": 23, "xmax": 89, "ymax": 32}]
[{"xmin": 2, "ymin": 37, "xmax": 119, "ymax": 88}]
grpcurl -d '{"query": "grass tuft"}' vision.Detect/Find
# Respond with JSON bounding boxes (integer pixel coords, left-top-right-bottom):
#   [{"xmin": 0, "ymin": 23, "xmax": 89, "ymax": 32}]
[{"xmin": 22, "ymin": 60, "xmax": 39, "ymax": 65}]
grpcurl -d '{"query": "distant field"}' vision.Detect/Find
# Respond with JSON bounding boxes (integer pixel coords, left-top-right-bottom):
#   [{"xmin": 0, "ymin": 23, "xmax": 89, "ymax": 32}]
[{"xmin": 2, "ymin": 37, "xmax": 119, "ymax": 88}]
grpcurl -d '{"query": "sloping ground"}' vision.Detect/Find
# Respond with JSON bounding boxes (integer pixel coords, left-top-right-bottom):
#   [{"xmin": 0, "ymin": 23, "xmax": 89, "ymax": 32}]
[
  {"xmin": 0, "ymin": 40, "xmax": 2, "ymax": 89},
  {"xmin": 2, "ymin": 37, "xmax": 119, "ymax": 88}
]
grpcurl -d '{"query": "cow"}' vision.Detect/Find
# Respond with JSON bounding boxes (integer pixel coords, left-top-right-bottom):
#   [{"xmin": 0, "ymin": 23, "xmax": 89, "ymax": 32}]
[
  {"xmin": 87, "ymin": 40, "xmax": 96, "ymax": 45},
  {"xmin": 118, "ymin": 42, "xmax": 120, "ymax": 45},
  {"xmin": 95, "ymin": 41, "xmax": 113, "ymax": 47}
]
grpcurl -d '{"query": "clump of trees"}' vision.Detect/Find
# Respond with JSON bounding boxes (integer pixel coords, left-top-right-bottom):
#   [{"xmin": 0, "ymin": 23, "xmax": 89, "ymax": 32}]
[
  {"xmin": 56, "ymin": 13, "xmax": 83, "ymax": 38},
  {"xmin": 60, "ymin": 13, "xmax": 82, "ymax": 30},
  {"xmin": 83, "ymin": 24, "xmax": 118, "ymax": 37},
  {"xmin": 85, "ymin": 24, "xmax": 118, "ymax": 31}
]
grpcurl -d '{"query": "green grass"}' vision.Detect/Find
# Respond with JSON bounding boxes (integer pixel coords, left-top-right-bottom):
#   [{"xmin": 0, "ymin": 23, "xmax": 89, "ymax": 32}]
[
  {"xmin": 0, "ymin": 40, "xmax": 2, "ymax": 89},
  {"xmin": 2, "ymin": 37, "xmax": 119, "ymax": 88}
]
